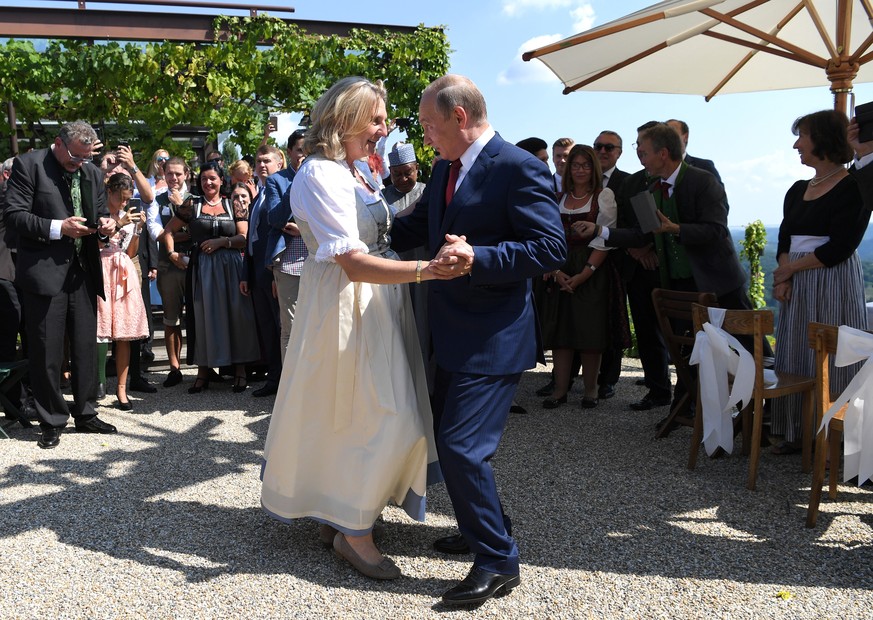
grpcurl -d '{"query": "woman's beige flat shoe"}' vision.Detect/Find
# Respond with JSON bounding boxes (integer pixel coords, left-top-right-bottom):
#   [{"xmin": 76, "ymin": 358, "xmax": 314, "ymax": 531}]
[{"xmin": 333, "ymin": 533, "xmax": 401, "ymax": 580}]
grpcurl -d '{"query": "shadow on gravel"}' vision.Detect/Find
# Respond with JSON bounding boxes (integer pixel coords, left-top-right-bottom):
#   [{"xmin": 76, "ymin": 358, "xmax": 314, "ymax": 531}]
[{"xmin": 1, "ymin": 367, "xmax": 872, "ymax": 595}]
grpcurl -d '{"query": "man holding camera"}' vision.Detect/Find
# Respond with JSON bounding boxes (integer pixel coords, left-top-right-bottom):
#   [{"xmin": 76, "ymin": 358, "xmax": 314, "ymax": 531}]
[{"xmin": 5, "ymin": 120, "xmax": 118, "ymax": 448}]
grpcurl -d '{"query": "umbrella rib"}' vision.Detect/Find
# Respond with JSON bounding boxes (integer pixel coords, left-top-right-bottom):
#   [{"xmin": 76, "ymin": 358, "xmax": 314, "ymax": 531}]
[
  {"xmin": 562, "ymin": 42, "xmax": 669, "ymax": 95},
  {"xmin": 848, "ymin": 32, "xmax": 873, "ymax": 64},
  {"xmin": 700, "ymin": 7, "xmax": 826, "ymax": 66},
  {"xmin": 704, "ymin": 17, "xmax": 796, "ymax": 102},
  {"xmin": 704, "ymin": 30, "xmax": 827, "ymax": 67},
  {"xmin": 523, "ymin": 12, "xmax": 666, "ymax": 61},
  {"xmin": 804, "ymin": 0, "xmax": 838, "ymax": 58}
]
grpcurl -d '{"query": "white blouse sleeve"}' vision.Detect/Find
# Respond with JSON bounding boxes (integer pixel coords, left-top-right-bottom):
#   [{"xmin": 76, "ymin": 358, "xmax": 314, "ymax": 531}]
[
  {"xmin": 288, "ymin": 158, "xmax": 369, "ymax": 262},
  {"xmin": 589, "ymin": 188, "xmax": 617, "ymax": 251}
]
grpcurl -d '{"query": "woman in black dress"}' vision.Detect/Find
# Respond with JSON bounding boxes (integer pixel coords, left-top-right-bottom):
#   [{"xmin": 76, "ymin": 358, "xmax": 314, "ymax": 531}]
[{"xmin": 159, "ymin": 164, "xmax": 259, "ymax": 394}]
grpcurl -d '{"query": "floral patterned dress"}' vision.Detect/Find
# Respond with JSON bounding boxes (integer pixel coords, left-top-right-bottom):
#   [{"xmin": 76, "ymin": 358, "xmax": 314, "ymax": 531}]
[{"xmin": 96, "ymin": 219, "xmax": 149, "ymax": 342}]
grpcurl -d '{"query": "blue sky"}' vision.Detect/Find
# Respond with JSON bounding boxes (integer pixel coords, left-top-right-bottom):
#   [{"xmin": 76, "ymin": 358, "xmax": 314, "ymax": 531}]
[
  {"xmin": 307, "ymin": 0, "xmax": 873, "ymax": 228},
  {"xmin": 12, "ymin": 0, "xmax": 873, "ymax": 227}
]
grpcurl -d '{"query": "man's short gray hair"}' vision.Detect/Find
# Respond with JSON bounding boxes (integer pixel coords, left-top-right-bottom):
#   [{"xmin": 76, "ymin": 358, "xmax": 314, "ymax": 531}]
[
  {"xmin": 58, "ymin": 120, "xmax": 98, "ymax": 146},
  {"xmin": 424, "ymin": 75, "xmax": 487, "ymax": 126},
  {"xmin": 1, "ymin": 157, "xmax": 13, "ymax": 174}
]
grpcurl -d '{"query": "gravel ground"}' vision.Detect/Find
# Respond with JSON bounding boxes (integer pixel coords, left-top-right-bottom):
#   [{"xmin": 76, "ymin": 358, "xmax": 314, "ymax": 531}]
[{"xmin": 1, "ymin": 356, "xmax": 872, "ymax": 619}]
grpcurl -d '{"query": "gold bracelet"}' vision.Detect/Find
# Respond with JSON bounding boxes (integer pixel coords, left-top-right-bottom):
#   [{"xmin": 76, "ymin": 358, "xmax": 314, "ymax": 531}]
[{"xmin": 415, "ymin": 260, "xmax": 422, "ymax": 284}]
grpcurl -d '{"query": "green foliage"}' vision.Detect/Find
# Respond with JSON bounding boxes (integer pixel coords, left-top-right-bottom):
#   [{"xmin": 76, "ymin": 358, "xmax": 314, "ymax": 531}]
[
  {"xmin": 0, "ymin": 16, "xmax": 450, "ymax": 167},
  {"xmin": 740, "ymin": 220, "xmax": 767, "ymax": 309}
]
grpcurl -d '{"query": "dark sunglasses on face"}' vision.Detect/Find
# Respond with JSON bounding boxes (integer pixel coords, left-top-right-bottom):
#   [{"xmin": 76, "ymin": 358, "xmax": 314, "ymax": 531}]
[
  {"xmin": 156, "ymin": 156, "xmax": 169, "ymax": 163},
  {"xmin": 593, "ymin": 143, "xmax": 620, "ymax": 152}
]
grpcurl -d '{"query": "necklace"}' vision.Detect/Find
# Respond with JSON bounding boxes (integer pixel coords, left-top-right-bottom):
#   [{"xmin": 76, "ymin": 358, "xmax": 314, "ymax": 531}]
[
  {"xmin": 570, "ymin": 190, "xmax": 592, "ymax": 201},
  {"xmin": 809, "ymin": 166, "xmax": 844, "ymax": 187},
  {"xmin": 203, "ymin": 196, "xmax": 222, "ymax": 207}
]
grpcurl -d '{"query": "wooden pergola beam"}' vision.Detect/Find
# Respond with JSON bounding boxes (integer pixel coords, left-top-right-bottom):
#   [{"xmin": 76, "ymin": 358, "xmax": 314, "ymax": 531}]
[{"xmin": 0, "ymin": 6, "xmax": 417, "ymax": 43}]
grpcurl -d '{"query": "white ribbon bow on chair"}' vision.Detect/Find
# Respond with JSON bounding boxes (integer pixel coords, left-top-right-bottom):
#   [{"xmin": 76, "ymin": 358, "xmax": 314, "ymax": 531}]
[
  {"xmin": 819, "ymin": 325, "xmax": 873, "ymax": 486},
  {"xmin": 690, "ymin": 308, "xmax": 755, "ymax": 456}
]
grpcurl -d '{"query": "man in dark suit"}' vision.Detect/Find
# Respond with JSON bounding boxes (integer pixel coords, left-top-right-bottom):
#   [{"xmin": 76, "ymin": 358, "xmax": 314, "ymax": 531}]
[
  {"xmin": 265, "ymin": 131, "xmax": 307, "ymax": 365},
  {"xmin": 392, "ymin": 74, "xmax": 566, "ymax": 606},
  {"xmin": 551, "ymin": 137, "xmax": 574, "ymax": 193},
  {"xmin": 4, "ymin": 120, "xmax": 118, "ymax": 448},
  {"xmin": 582, "ymin": 123, "xmax": 754, "ymax": 417},
  {"xmin": 593, "ymin": 130, "xmax": 630, "ymax": 400},
  {"xmin": 241, "ymin": 145, "xmax": 283, "ymax": 396}
]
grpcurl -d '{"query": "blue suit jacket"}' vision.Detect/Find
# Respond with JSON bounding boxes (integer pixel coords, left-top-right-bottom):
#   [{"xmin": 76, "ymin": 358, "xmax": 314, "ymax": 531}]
[
  {"xmin": 391, "ymin": 133, "xmax": 566, "ymax": 375},
  {"xmin": 264, "ymin": 167, "xmax": 296, "ymax": 268}
]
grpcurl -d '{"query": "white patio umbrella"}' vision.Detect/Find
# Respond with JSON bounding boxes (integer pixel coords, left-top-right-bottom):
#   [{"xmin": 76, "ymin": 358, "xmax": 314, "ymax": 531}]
[{"xmin": 522, "ymin": 0, "xmax": 873, "ymax": 112}]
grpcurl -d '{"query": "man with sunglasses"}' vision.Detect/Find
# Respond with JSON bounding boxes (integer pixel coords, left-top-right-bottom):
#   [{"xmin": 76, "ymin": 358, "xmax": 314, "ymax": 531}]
[
  {"xmin": 5, "ymin": 120, "xmax": 118, "ymax": 448},
  {"xmin": 592, "ymin": 131, "xmax": 631, "ymax": 401}
]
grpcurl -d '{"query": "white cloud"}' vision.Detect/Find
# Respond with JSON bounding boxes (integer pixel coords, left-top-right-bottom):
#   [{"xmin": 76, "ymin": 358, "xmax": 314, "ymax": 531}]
[
  {"xmin": 570, "ymin": 4, "xmax": 596, "ymax": 31},
  {"xmin": 497, "ymin": 34, "xmax": 564, "ymax": 86},
  {"xmin": 721, "ymin": 150, "xmax": 806, "ymax": 195},
  {"xmin": 502, "ymin": 0, "xmax": 573, "ymax": 17}
]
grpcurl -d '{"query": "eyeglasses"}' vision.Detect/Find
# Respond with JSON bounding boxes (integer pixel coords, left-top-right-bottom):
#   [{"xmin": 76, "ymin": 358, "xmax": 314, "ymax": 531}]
[
  {"xmin": 155, "ymin": 156, "xmax": 169, "ymax": 163},
  {"xmin": 62, "ymin": 140, "xmax": 93, "ymax": 164},
  {"xmin": 569, "ymin": 161, "xmax": 593, "ymax": 171},
  {"xmin": 207, "ymin": 158, "xmax": 222, "ymax": 164},
  {"xmin": 593, "ymin": 143, "xmax": 620, "ymax": 152}
]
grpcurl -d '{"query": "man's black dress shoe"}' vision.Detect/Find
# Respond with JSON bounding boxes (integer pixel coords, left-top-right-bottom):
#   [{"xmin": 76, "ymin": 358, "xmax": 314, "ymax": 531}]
[
  {"xmin": 508, "ymin": 403, "xmax": 527, "ymax": 414},
  {"xmin": 129, "ymin": 376, "xmax": 157, "ymax": 393},
  {"xmin": 38, "ymin": 427, "xmax": 62, "ymax": 449},
  {"xmin": 252, "ymin": 384, "xmax": 278, "ymax": 397},
  {"xmin": 629, "ymin": 391, "xmax": 671, "ymax": 411},
  {"xmin": 598, "ymin": 383, "xmax": 616, "ymax": 399},
  {"xmin": 433, "ymin": 533, "xmax": 471, "ymax": 555},
  {"xmin": 74, "ymin": 416, "xmax": 117, "ymax": 434},
  {"xmin": 442, "ymin": 566, "xmax": 520, "ymax": 606},
  {"xmin": 96, "ymin": 383, "xmax": 106, "ymax": 399}
]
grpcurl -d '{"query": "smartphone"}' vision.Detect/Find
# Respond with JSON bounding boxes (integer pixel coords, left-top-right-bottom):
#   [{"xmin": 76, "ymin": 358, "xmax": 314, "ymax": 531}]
[
  {"xmin": 269, "ymin": 115, "xmax": 278, "ymax": 131},
  {"xmin": 127, "ymin": 197, "xmax": 142, "ymax": 213},
  {"xmin": 116, "ymin": 140, "xmax": 130, "ymax": 150}
]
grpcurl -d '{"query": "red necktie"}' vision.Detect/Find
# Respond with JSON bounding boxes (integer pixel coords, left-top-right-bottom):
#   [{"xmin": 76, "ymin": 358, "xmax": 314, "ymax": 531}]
[
  {"xmin": 445, "ymin": 159, "xmax": 462, "ymax": 205},
  {"xmin": 657, "ymin": 179, "xmax": 671, "ymax": 199}
]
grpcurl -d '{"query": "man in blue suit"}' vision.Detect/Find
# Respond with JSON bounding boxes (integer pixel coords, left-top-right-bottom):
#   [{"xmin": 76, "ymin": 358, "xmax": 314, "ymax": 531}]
[
  {"xmin": 265, "ymin": 130, "xmax": 307, "ymax": 363},
  {"xmin": 392, "ymin": 74, "xmax": 566, "ymax": 606}
]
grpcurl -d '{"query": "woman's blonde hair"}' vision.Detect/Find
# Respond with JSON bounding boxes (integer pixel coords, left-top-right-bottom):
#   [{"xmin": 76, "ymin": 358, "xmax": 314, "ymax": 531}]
[
  {"xmin": 304, "ymin": 77, "xmax": 387, "ymax": 161},
  {"xmin": 227, "ymin": 159, "xmax": 253, "ymax": 183},
  {"xmin": 146, "ymin": 148, "xmax": 170, "ymax": 179}
]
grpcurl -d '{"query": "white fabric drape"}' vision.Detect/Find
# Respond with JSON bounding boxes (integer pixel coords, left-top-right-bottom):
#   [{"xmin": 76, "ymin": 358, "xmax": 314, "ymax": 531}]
[
  {"xmin": 690, "ymin": 308, "xmax": 756, "ymax": 456},
  {"xmin": 819, "ymin": 325, "xmax": 873, "ymax": 486}
]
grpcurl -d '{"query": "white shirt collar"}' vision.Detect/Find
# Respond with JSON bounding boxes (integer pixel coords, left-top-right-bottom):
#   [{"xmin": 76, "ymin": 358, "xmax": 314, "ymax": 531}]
[
  {"xmin": 662, "ymin": 162, "xmax": 681, "ymax": 191},
  {"xmin": 458, "ymin": 125, "xmax": 495, "ymax": 175}
]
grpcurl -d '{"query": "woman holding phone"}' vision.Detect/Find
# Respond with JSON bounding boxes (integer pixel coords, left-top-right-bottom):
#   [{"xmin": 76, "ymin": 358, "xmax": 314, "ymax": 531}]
[{"xmin": 96, "ymin": 173, "xmax": 150, "ymax": 411}]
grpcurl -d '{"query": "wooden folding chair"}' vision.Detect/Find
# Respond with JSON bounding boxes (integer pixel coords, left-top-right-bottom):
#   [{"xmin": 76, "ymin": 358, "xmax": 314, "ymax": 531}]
[
  {"xmin": 805, "ymin": 322, "xmax": 862, "ymax": 528},
  {"xmin": 688, "ymin": 305, "xmax": 815, "ymax": 490},
  {"xmin": 650, "ymin": 289, "xmax": 718, "ymax": 439}
]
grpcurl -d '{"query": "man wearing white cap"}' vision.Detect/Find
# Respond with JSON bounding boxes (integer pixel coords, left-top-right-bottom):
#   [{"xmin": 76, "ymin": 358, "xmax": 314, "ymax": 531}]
[{"xmin": 383, "ymin": 143, "xmax": 425, "ymax": 217}]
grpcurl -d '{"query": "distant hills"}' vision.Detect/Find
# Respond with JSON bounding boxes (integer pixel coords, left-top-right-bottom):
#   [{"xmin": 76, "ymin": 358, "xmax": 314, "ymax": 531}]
[
  {"xmin": 730, "ymin": 224, "xmax": 873, "ymax": 262},
  {"xmin": 729, "ymin": 225, "xmax": 873, "ymax": 309}
]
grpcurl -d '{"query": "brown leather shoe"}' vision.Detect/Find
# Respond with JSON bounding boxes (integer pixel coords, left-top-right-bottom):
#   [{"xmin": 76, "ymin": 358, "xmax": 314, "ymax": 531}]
[{"xmin": 333, "ymin": 533, "xmax": 400, "ymax": 580}]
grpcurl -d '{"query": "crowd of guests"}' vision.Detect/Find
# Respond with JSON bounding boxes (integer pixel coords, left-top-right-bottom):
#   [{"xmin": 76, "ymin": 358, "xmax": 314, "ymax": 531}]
[{"xmin": 2, "ymin": 76, "xmax": 873, "ymax": 607}]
